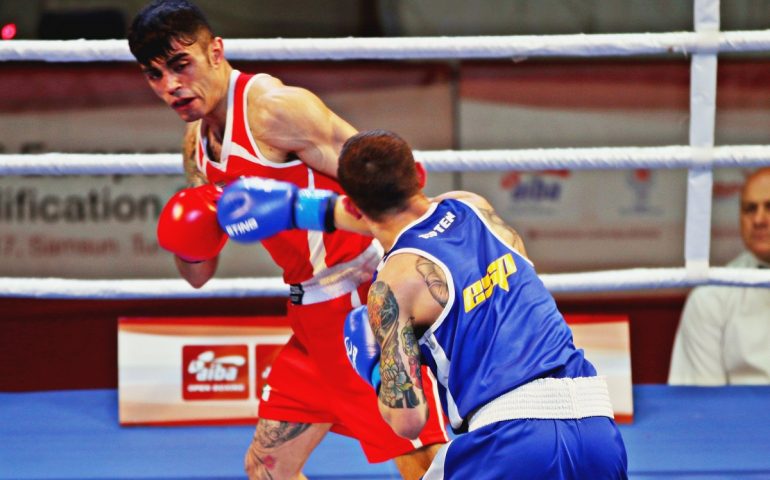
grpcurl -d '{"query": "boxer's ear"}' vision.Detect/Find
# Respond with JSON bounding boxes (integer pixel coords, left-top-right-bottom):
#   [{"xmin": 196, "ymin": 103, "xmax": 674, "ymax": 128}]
[
  {"xmin": 415, "ymin": 162, "xmax": 427, "ymax": 188},
  {"xmin": 341, "ymin": 196, "xmax": 363, "ymax": 220}
]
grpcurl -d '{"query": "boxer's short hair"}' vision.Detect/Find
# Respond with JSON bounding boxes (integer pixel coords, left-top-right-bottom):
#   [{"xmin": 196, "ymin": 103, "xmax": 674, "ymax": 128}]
[
  {"xmin": 128, "ymin": 0, "xmax": 213, "ymax": 66},
  {"xmin": 338, "ymin": 130, "xmax": 421, "ymax": 221}
]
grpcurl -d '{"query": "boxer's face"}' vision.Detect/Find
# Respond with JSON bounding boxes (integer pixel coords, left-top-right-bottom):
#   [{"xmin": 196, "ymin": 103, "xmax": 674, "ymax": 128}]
[
  {"xmin": 740, "ymin": 169, "xmax": 770, "ymax": 263},
  {"xmin": 141, "ymin": 35, "xmax": 225, "ymax": 122}
]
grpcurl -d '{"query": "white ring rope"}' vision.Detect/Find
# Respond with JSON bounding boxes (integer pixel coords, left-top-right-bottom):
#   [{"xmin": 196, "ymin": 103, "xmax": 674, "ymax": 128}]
[
  {"xmin": 0, "ymin": 277, "xmax": 289, "ymax": 300},
  {"xmin": 3, "ymin": 145, "xmax": 770, "ymax": 176},
  {"xmin": 1, "ymin": 267, "xmax": 769, "ymax": 299},
  {"xmin": 2, "ymin": 30, "xmax": 770, "ymax": 62}
]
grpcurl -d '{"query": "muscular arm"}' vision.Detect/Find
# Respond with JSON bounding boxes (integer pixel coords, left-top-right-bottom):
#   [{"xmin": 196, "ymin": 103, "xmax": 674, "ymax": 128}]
[
  {"xmin": 175, "ymin": 122, "xmax": 219, "ymax": 288},
  {"xmin": 433, "ymin": 190, "xmax": 529, "ymax": 258},
  {"xmin": 367, "ymin": 254, "xmax": 445, "ymax": 439},
  {"xmin": 247, "ymin": 76, "xmax": 357, "ymax": 179},
  {"xmin": 243, "ymin": 76, "xmax": 367, "ymax": 234},
  {"xmin": 183, "ymin": 122, "xmax": 208, "ymax": 187}
]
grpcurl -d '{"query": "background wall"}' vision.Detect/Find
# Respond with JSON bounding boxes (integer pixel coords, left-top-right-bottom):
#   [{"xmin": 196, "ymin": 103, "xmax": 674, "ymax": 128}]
[
  {"xmin": 0, "ymin": 58, "xmax": 762, "ymax": 277},
  {"xmin": 4, "ymin": 1, "xmax": 770, "ymax": 39}
]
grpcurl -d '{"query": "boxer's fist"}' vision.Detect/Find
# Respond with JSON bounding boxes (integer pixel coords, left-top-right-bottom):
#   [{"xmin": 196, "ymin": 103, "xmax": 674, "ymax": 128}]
[
  {"xmin": 157, "ymin": 184, "xmax": 227, "ymax": 262},
  {"xmin": 217, "ymin": 177, "xmax": 338, "ymax": 243},
  {"xmin": 343, "ymin": 305, "xmax": 381, "ymax": 389}
]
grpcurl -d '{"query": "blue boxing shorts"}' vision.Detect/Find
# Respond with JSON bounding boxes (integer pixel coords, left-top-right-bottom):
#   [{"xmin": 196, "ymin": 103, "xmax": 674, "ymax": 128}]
[{"xmin": 422, "ymin": 416, "xmax": 628, "ymax": 479}]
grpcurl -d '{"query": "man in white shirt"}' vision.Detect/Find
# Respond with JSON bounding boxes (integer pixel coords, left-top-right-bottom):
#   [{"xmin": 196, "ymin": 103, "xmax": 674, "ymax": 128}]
[{"xmin": 669, "ymin": 167, "xmax": 770, "ymax": 385}]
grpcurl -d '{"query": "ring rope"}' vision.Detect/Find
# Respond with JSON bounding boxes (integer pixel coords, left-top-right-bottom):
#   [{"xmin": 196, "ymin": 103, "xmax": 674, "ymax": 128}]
[
  {"xmin": 2, "ymin": 31, "xmax": 770, "ymax": 62},
  {"xmin": 3, "ymin": 145, "xmax": 770, "ymax": 176},
  {"xmin": 1, "ymin": 267, "xmax": 769, "ymax": 299},
  {"xmin": 2, "ymin": 13, "xmax": 768, "ymax": 299}
]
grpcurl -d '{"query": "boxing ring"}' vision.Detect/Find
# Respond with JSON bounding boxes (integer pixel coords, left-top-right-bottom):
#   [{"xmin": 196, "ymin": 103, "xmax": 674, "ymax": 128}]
[{"xmin": 2, "ymin": 0, "xmax": 770, "ymax": 478}]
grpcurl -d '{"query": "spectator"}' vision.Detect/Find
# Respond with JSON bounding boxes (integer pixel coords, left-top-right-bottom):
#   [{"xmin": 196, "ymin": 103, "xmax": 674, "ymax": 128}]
[{"xmin": 669, "ymin": 167, "xmax": 770, "ymax": 385}]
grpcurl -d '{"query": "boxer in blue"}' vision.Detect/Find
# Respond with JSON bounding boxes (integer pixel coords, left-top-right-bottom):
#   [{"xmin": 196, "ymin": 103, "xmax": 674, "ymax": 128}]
[
  {"xmin": 217, "ymin": 130, "xmax": 629, "ymax": 479},
  {"xmin": 336, "ymin": 130, "xmax": 628, "ymax": 479}
]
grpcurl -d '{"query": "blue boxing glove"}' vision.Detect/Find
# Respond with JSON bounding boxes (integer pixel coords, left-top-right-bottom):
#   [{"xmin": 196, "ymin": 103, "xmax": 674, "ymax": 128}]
[
  {"xmin": 343, "ymin": 305, "xmax": 381, "ymax": 390},
  {"xmin": 216, "ymin": 177, "xmax": 338, "ymax": 243}
]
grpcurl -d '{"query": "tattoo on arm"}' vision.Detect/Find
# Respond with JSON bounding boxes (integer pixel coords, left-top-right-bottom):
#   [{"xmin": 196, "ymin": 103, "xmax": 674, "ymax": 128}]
[
  {"xmin": 401, "ymin": 323, "xmax": 423, "ymax": 393},
  {"xmin": 415, "ymin": 257, "xmax": 448, "ymax": 307},
  {"xmin": 477, "ymin": 205, "xmax": 527, "ymax": 253},
  {"xmin": 369, "ymin": 281, "xmax": 424, "ymax": 409},
  {"xmin": 183, "ymin": 126, "xmax": 205, "ymax": 187}
]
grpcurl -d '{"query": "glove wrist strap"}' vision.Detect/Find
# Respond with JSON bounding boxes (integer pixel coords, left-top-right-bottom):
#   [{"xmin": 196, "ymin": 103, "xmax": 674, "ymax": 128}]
[{"xmin": 294, "ymin": 190, "xmax": 338, "ymax": 232}]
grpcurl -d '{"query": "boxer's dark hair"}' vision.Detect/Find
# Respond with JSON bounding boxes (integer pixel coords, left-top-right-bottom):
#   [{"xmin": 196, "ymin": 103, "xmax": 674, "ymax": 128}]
[
  {"xmin": 338, "ymin": 130, "xmax": 422, "ymax": 222},
  {"xmin": 128, "ymin": 0, "xmax": 213, "ymax": 66}
]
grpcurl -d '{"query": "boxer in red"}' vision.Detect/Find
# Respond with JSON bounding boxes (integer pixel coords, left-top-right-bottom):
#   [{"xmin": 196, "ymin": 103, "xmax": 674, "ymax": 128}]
[{"xmin": 128, "ymin": 1, "xmax": 448, "ymax": 479}]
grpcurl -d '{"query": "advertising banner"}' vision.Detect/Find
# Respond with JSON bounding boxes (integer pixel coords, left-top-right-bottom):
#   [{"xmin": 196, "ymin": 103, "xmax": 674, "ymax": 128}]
[
  {"xmin": 567, "ymin": 314, "xmax": 633, "ymax": 423},
  {"xmin": 118, "ymin": 313, "xmax": 632, "ymax": 425},
  {"xmin": 118, "ymin": 316, "xmax": 291, "ymax": 425},
  {"xmin": 0, "ymin": 174, "xmax": 286, "ymax": 279},
  {"xmin": 462, "ymin": 168, "xmax": 747, "ymax": 272}
]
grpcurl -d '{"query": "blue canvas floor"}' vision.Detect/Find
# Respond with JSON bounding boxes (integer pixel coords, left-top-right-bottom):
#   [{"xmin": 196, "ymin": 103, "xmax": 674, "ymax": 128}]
[{"xmin": 1, "ymin": 386, "xmax": 769, "ymax": 479}]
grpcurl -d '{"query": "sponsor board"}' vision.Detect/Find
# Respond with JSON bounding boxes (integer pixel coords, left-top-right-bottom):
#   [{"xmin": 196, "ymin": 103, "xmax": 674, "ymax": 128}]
[
  {"xmin": 118, "ymin": 316, "xmax": 291, "ymax": 426},
  {"xmin": 117, "ymin": 314, "xmax": 631, "ymax": 425},
  {"xmin": 463, "ymin": 169, "xmax": 747, "ymax": 272},
  {"xmin": 566, "ymin": 314, "xmax": 634, "ymax": 423}
]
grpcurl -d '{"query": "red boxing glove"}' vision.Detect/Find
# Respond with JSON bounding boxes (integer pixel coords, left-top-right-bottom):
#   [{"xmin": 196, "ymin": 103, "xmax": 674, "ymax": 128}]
[{"xmin": 157, "ymin": 184, "xmax": 227, "ymax": 262}]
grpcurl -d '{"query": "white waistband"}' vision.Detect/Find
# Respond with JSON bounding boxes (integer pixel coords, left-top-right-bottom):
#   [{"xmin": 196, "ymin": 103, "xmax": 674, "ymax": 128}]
[
  {"xmin": 292, "ymin": 242, "xmax": 382, "ymax": 305},
  {"xmin": 468, "ymin": 376, "xmax": 614, "ymax": 432}
]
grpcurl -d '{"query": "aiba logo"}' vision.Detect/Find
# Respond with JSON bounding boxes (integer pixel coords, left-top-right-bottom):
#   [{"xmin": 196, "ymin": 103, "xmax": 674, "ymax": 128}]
[
  {"xmin": 182, "ymin": 345, "xmax": 249, "ymax": 401},
  {"xmin": 502, "ymin": 171, "xmax": 567, "ymax": 202}
]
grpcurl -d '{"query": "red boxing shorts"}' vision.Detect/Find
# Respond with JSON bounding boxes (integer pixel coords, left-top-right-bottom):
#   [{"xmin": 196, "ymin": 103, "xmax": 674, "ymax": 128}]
[{"xmin": 258, "ymin": 282, "xmax": 450, "ymax": 462}]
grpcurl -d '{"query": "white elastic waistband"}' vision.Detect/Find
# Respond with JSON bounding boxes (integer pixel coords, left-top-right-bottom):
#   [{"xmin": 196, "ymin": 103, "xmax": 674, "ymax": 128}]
[
  {"xmin": 468, "ymin": 376, "xmax": 614, "ymax": 432},
  {"xmin": 291, "ymin": 242, "xmax": 382, "ymax": 305}
]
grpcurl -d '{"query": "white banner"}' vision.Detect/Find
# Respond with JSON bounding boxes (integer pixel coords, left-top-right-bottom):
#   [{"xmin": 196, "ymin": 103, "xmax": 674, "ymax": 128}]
[
  {"xmin": 0, "ymin": 168, "xmax": 746, "ymax": 278},
  {"xmin": 0, "ymin": 174, "xmax": 282, "ymax": 278},
  {"xmin": 461, "ymin": 168, "xmax": 746, "ymax": 272}
]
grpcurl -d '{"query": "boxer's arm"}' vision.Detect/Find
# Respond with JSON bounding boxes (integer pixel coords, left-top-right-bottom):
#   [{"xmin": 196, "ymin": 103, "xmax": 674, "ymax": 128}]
[
  {"xmin": 368, "ymin": 258, "xmax": 433, "ymax": 439},
  {"xmin": 249, "ymin": 83, "xmax": 357, "ymax": 179},
  {"xmin": 183, "ymin": 122, "xmax": 208, "ymax": 187}
]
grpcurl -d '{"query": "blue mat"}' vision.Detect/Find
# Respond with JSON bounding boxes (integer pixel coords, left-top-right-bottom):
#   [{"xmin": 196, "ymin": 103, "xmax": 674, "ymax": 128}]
[{"xmin": 1, "ymin": 386, "xmax": 769, "ymax": 479}]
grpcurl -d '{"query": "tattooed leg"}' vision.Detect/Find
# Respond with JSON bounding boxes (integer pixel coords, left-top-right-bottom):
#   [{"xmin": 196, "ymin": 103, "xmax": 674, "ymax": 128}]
[{"xmin": 244, "ymin": 419, "xmax": 330, "ymax": 480}]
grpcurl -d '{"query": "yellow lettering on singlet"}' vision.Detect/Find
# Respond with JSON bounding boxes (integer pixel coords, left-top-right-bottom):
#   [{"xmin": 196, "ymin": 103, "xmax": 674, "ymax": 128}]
[{"xmin": 462, "ymin": 253, "xmax": 517, "ymax": 313}]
